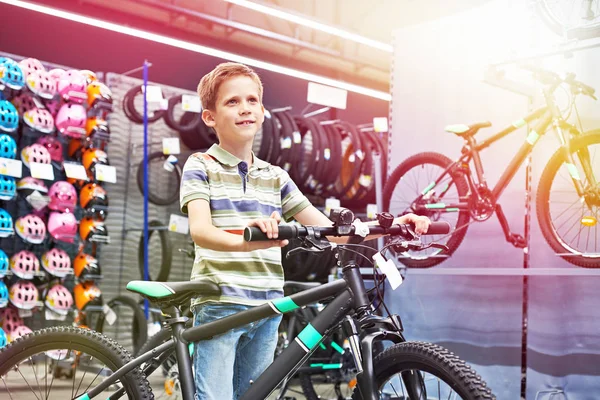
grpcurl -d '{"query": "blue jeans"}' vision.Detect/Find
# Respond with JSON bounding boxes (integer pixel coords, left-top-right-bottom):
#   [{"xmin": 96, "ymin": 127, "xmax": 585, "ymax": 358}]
[{"xmin": 192, "ymin": 303, "xmax": 282, "ymax": 400}]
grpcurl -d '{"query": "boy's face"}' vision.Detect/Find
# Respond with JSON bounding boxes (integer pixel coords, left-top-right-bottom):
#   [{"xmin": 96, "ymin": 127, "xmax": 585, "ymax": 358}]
[{"xmin": 202, "ymin": 75, "xmax": 264, "ymax": 145}]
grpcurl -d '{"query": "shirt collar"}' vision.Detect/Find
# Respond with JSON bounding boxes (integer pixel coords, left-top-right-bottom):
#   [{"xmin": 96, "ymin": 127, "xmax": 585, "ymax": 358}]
[{"xmin": 206, "ymin": 144, "xmax": 270, "ymax": 170}]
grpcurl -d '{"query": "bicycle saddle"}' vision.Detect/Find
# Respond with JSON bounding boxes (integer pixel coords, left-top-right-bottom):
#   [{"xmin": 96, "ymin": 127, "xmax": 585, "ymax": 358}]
[
  {"xmin": 127, "ymin": 280, "xmax": 220, "ymax": 307},
  {"xmin": 445, "ymin": 121, "xmax": 492, "ymax": 137}
]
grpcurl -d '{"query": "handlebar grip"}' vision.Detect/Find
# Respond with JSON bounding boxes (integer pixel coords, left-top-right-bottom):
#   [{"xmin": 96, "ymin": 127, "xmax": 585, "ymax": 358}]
[
  {"xmin": 243, "ymin": 225, "xmax": 301, "ymax": 242},
  {"xmin": 426, "ymin": 221, "xmax": 451, "ymax": 235}
]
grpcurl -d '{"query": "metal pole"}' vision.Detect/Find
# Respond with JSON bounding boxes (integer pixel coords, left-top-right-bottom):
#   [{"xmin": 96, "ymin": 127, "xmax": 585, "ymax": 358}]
[
  {"xmin": 373, "ymin": 152, "xmax": 383, "ymax": 250},
  {"xmin": 143, "ymin": 60, "xmax": 150, "ymax": 320}
]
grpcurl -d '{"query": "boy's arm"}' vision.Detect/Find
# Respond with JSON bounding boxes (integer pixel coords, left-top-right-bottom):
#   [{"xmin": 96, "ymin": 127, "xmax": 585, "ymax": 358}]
[
  {"xmin": 187, "ymin": 199, "xmax": 288, "ymax": 252},
  {"xmin": 292, "ymin": 205, "xmax": 431, "ymax": 244}
]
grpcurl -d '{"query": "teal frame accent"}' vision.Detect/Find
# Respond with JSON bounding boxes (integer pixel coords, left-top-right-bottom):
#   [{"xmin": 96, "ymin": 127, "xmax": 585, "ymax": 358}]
[
  {"xmin": 297, "ymin": 323, "xmax": 323, "ymax": 350},
  {"xmin": 271, "ymin": 297, "xmax": 300, "ymax": 313}
]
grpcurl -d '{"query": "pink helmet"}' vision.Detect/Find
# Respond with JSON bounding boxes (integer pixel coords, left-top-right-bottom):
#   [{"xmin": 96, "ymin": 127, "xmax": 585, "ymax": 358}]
[
  {"xmin": 26, "ymin": 70, "xmax": 56, "ymax": 100},
  {"xmin": 56, "ymin": 103, "xmax": 87, "ymax": 138},
  {"xmin": 9, "ymin": 280, "xmax": 39, "ymax": 310},
  {"xmin": 18, "ymin": 58, "xmax": 45, "ymax": 78},
  {"xmin": 48, "ymin": 211, "xmax": 78, "ymax": 243},
  {"xmin": 48, "ymin": 68, "xmax": 66, "ymax": 88},
  {"xmin": 0, "ymin": 307, "xmax": 23, "ymax": 333},
  {"xmin": 21, "ymin": 144, "xmax": 52, "ymax": 167},
  {"xmin": 43, "ymin": 98, "xmax": 62, "ymax": 117},
  {"xmin": 58, "ymin": 70, "xmax": 87, "ymax": 103},
  {"xmin": 11, "ymin": 93, "xmax": 37, "ymax": 115},
  {"xmin": 36, "ymin": 136, "xmax": 64, "ymax": 163},
  {"xmin": 10, "ymin": 251, "xmax": 40, "ymax": 279},
  {"xmin": 8, "ymin": 325, "xmax": 33, "ymax": 342},
  {"xmin": 15, "ymin": 214, "xmax": 46, "ymax": 244},
  {"xmin": 45, "ymin": 284, "xmax": 73, "ymax": 315},
  {"xmin": 48, "ymin": 181, "xmax": 77, "ymax": 212},
  {"xmin": 23, "ymin": 108, "xmax": 54, "ymax": 134},
  {"xmin": 41, "ymin": 248, "xmax": 71, "ymax": 277}
]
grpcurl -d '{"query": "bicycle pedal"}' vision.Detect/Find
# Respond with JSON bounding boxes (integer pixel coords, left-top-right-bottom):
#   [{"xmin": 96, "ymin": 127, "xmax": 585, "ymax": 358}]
[{"xmin": 509, "ymin": 234, "xmax": 527, "ymax": 248}]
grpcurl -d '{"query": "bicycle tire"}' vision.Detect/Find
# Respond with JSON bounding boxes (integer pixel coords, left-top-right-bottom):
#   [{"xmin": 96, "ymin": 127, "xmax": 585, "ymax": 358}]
[
  {"xmin": 0, "ymin": 326, "xmax": 152, "ymax": 399},
  {"xmin": 337, "ymin": 122, "xmax": 365, "ymax": 199},
  {"xmin": 95, "ymin": 295, "xmax": 149, "ymax": 355},
  {"xmin": 536, "ymin": 0, "xmax": 600, "ymax": 40},
  {"xmin": 351, "ymin": 341, "xmax": 495, "ymax": 399},
  {"xmin": 123, "ymin": 85, "xmax": 165, "ymax": 124},
  {"xmin": 322, "ymin": 124, "xmax": 344, "ymax": 198},
  {"xmin": 164, "ymin": 94, "xmax": 202, "ymax": 133},
  {"xmin": 138, "ymin": 219, "xmax": 173, "ymax": 281},
  {"xmin": 136, "ymin": 151, "xmax": 182, "ymax": 206},
  {"xmin": 537, "ymin": 131, "xmax": 600, "ymax": 268},
  {"xmin": 383, "ymin": 152, "xmax": 470, "ymax": 268}
]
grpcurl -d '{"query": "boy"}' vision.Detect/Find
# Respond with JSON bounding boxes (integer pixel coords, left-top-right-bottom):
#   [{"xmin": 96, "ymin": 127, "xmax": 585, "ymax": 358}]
[{"xmin": 180, "ymin": 62, "xmax": 430, "ymax": 399}]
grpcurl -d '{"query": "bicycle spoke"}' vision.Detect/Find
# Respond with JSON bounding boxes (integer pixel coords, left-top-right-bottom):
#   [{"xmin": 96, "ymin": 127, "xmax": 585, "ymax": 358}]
[
  {"xmin": 15, "ymin": 364, "xmax": 41, "ymax": 400},
  {"xmin": 29, "ymin": 356, "xmax": 45, "ymax": 400},
  {"xmin": 2, "ymin": 375, "xmax": 15, "ymax": 400}
]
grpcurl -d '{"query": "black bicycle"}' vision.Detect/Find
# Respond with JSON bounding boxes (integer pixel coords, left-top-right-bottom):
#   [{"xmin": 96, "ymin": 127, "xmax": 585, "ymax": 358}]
[
  {"xmin": 384, "ymin": 66, "xmax": 600, "ymax": 268},
  {"xmin": 0, "ymin": 209, "xmax": 495, "ymax": 399}
]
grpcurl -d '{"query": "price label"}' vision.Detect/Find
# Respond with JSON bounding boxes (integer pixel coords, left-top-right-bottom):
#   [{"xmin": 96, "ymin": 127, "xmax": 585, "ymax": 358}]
[
  {"xmin": 181, "ymin": 94, "xmax": 202, "ymax": 113},
  {"xmin": 162, "ymin": 138, "xmax": 181, "ymax": 155},
  {"xmin": 358, "ymin": 174, "xmax": 372, "ymax": 188},
  {"xmin": 373, "ymin": 117, "xmax": 389, "ymax": 133},
  {"xmin": 64, "ymin": 162, "xmax": 89, "ymax": 181},
  {"xmin": 0, "ymin": 157, "xmax": 23, "ymax": 178},
  {"xmin": 103, "ymin": 304, "xmax": 118, "ymax": 326},
  {"xmin": 95, "ymin": 164, "xmax": 117, "ymax": 183},
  {"xmin": 163, "ymin": 155, "xmax": 178, "ymax": 172},
  {"xmin": 30, "ymin": 162, "xmax": 54, "ymax": 180},
  {"xmin": 367, "ymin": 204, "xmax": 378, "ymax": 219},
  {"xmin": 373, "ymin": 253, "xmax": 403, "ymax": 290},
  {"xmin": 293, "ymin": 131, "xmax": 302, "ymax": 144},
  {"xmin": 26, "ymin": 190, "xmax": 50, "ymax": 211},
  {"xmin": 143, "ymin": 85, "xmax": 164, "ymax": 103},
  {"xmin": 324, "ymin": 148, "xmax": 331, "ymax": 160},
  {"xmin": 160, "ymin": 98, "xmax": 169, "ymax": 111},
  {"xmin": 280, "ymin": 137, "xmax": 292, "ymax": 149},
  {"xmin": 45, "ymin": 308, "xmax": 67, "ymax": 321},
  {"xmin": 324, "ymin": 198, "xmax": 340, "ymax": 217},
  {"xmin": 169, "ymin": 214, "xmax": 189, "ymax": 235},
  {"xmin": 18, "ymin": 309, "xmax": 33, "ymax": 318}
]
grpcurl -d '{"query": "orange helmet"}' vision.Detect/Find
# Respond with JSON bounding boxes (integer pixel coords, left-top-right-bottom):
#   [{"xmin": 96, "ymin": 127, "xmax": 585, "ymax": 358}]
[
  {"xmin": 66, "ymin": 177, "xmax": 87, "ymax": 191},
  {"xmin": 79, "ymin": 70, "xmax": 97, "ymax": 86},
  {"xmin": 79, "ymin": 183, "xmax": 108, "ymax": 220},
  {"xmin": 85, "ymin": 117, "xmax": 110, "ymax": 138},
  {"xmin": 67, "ymin": 137, "xmax": 92, "ymax": 161},
  {"xmin": 79, "ymin": 216, "xmax": 109, "ymax": 243},
  {"xmin": 73, "ymin": 281, "xmax": 103, "ymax": 311},
  {"xmin": 73, "ymin": 250, "xmax": 101, "ymax": 280},
  {"xmin": 86, "ymin": 81, "xmax": 112, "ymax": 110},
  {"xmin": 82, "ymin": 148, "xmax": 109, "ymax": 180}
]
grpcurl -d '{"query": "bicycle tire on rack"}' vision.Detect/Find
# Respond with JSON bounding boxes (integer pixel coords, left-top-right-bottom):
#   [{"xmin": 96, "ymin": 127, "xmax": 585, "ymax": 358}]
[
  {"xmin": 351, "ymin": 341, "xmax": 495, "ymax": 399},
  {"xmin": 536, "ymin": 0, "xmax": 600, "ymax": 41},
  {"xmin": 164, "ymin": 94, "xmax": 202, "ymax": 133},
  {"xmin": 95, "ymin": 295, "xmax": 149, "ymax": 355},
  {"xmin": 136, "ymin": 151, "xmax": 182, "ymax": 206},
  {"xmin": 138, "ymin": 219, "xmax": 173, "ymax": 281},
  {"xmin": 337, "ymin": 122, "xmax": 365, "ymax": 199},
  {"xmin": 123, "ymin": 85, "xmax": 165, "ymax": 124},
  {"xmin": 0, "ymin": 326, "xmax": 152, "ymax": 399},
  {"xmin": 383, "ymin": 152, "xmax": 470, "ymax": 268},
  {"xmin": 537, "ymin": 131, "xmax": 600, "ymax": 268}
]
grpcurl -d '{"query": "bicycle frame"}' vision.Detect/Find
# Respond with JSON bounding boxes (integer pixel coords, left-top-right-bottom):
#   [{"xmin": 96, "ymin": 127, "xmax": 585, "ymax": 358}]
[{"xmin": 81, "ymin": 265, "xmax": 406, "ymax": 400}]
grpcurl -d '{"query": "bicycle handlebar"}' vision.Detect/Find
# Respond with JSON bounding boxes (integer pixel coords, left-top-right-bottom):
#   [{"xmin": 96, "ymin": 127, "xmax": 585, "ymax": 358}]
[
  {"xmin": 522, "ymin": 65, "xmax": 597, "ymax": 99},
  {"xmin": 244, "ymin": 221, "xmax": 451, "ymax": 242}
]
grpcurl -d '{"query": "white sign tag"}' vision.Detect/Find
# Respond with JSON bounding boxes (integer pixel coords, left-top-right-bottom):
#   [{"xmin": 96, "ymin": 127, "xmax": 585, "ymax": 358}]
[
  {"xmin": 324, "ymin": 198, "xmax": 340, "ymax": 217},
  {"xmin": 169, "ymin": 214, "xmax": 190, "ymax": 235},
  {"xmin": 26, "ymin": 190, "xmax": 50, "ymax": 210},
  {"xmin": 181, "ymin": 94, "xmax": 202, "ymax": 113},
  {"xmin": 0, "ymin": 158, "xmax": 23, "ymax": 178},
  {"xmin": 45, "ymin": 308, "xmax": 67, "ymax": 321},
  {"xmin": 18, "ymin": 309, "xmax": 33, "ymax": 318},
  {"xmin": 30, "ymin": 162, "xmax": 54, "ymax": 180},
  {"xmin": 307, "ymin": 82, "xmax": 347, "ymax": 110},
  {"xmin": 103, "ymin": 304, "xmax": 118, "ymax": 326},
  {"xmin": 95, "ymin": 164, "xmax": 117, "ymax": 183},
  {"xmin": 373, "ymin": 253, "xmax": 403, "ymax": 290},
  {"xmin": 162, "ymin": 138, "xmax": 181, "ymax": 155},
  {"xmin": 366, "ymin": 204, "xmax": 378, "ymax": 219},
  {"xmin": 373, "ymin": 117, "xmax": 389, "ymax": 133},
  {"xmin": 64, "ymin": 162, "xmax": 89, "ymax": 181},
  {"xmin": 143, "ymin": 85, "xmax": 164, "ymax": 103}
]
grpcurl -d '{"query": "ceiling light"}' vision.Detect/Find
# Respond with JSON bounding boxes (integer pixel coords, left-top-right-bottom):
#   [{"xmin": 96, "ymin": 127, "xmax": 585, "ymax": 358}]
[
  {"xmin": 224, "ymin": 0, "xmax": 393, "ymax": 53},
  {"xmin": 0, "ymin": 0, "xmax": 391, "ymax": 101}
]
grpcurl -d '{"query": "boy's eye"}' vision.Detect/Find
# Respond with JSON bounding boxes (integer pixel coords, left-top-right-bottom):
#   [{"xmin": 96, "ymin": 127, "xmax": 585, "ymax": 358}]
[
  {"xmin": 228, "ymin": 99, "xmax": 237, "ymax": 105},
  {"xmin": 248, "ymin": 98, "xmax": 257, "ymax": 103}
]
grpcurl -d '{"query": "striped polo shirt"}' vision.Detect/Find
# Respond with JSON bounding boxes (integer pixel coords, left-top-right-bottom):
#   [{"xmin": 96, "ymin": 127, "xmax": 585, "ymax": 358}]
[{"xmin": 180, "ymin": 144, "xmax": 311, "ymax": 307}]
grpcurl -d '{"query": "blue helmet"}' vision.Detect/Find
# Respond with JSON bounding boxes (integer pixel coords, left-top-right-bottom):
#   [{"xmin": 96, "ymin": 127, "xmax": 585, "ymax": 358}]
[
  {"xmin": 0, "ymin": 134, "xmax": 17, "ymax": 159},
  {"xmin": 0, "ymin": 101, "xmax": 19, "ymax": 133},
  {"xmin": 0, "ymin": 58, "xmax": 25, "ymax": 90},
  {"xmin": 0, "ymin": 249, "xmax": 8, "ymax": 278},
  {"xmin": 0, "ymin": 176, "xmax": 16, "ymax": 201},
  {"xmin": 0, "ymin": 281, "xmax": 8, "ymax": 308},
  {"xmin": 0, "ymin": 208, "xmax": 13, "ymax": 238},
  {"xmin": 0, "ymin": 328, "xmax": 7, "ymax": 348}
]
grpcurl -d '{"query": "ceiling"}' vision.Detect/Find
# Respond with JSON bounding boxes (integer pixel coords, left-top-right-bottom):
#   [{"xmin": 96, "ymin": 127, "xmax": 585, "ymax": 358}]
[{"xmin": 30, "ymin": 0, "xmax": 488, "ymax": 92}]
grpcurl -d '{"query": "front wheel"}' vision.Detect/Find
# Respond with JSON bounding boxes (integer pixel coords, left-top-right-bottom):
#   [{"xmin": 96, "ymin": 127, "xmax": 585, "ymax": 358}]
[
  {"xmin": 352, "ymin": 341, "xmax": 495, "ymax": 400},
  {"xmin": 383, "ymin": 152, "xmax": 470, "ymax": 268},
  {"xmin": 537, "ymin": 131, "xmax": 600, "ymax": 268}
]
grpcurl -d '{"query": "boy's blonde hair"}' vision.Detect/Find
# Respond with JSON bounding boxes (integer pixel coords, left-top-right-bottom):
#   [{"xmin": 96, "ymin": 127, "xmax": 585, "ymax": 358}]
[{"xmin": 197, "ymin": 62, "xmax": 263, "ymax": 111}]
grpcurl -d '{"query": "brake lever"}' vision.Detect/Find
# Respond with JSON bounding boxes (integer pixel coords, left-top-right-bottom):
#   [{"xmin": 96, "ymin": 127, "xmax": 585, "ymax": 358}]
[{"xmin": 285, "ymin": 236, "xmax": 331, "ymax": 259}]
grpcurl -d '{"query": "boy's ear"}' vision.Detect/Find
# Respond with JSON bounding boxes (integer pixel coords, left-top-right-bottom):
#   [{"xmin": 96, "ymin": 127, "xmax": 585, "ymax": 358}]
[{"xmin": 202, "ymin": 109, "xmax": 216, "ymax": 127}]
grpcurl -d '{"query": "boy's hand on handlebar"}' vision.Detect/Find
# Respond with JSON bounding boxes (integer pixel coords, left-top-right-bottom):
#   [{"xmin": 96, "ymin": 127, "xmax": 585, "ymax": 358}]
[
  {"xmin": 245, "ymin": 211, "xmax": 289, "ymax": 249},
  {"xmin": 393, "ymin": 213, "xmax": 431, "ymax": 235}
]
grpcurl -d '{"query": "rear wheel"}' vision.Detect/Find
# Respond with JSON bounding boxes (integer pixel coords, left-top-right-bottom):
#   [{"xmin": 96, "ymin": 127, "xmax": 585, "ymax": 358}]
[
  {"xmin": 383, "ymin": 152, "xmax": 470, "ymax": 268},
  {"xmin": 0, "ymin": 326, "xmax": 152, "ymax": 399},
  {"xmin": 351, "ymin": 341, "xmax": 495, "ymax": 400}
]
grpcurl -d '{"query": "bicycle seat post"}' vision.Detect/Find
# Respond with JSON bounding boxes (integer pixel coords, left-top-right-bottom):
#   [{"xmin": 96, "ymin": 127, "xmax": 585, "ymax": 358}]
[{"xmin": 162, "ymin": 305, "xmax": 195, "ymax": 399}]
